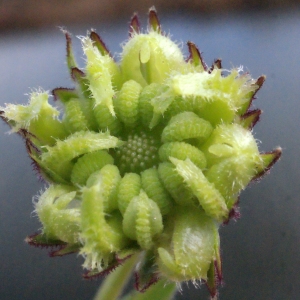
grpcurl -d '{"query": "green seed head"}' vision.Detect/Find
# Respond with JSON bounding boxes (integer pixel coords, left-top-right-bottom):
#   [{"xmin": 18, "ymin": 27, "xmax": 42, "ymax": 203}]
[
  {"xmin": 1, "ymin": 7, "xmax": 281, "ymax": 296},
  {"xmin": 114, "ymin": 128, "xmax": 161, "ymax": 175}
]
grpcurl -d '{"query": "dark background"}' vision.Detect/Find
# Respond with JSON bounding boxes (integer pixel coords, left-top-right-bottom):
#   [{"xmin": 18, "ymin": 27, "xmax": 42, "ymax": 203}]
[{"xmin": 1, "ymin": 1, "xmax": 300, "ymax": 299}]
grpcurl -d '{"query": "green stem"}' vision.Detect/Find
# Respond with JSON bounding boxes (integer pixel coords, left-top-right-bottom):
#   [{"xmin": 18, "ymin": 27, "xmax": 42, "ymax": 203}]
[
  {"xmin": 121, "ymin": 278, "xmax": 177, "ymax": 300},
  {"xmin": 93, "ymin": 254, "xmax": 139, "ymax": 300}
]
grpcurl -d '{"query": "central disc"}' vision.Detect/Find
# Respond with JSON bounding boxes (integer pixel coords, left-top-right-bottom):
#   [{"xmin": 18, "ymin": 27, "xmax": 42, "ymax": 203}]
[{"xmin": 114, "ymin": 129, "xmax": 161, "ymax": 175}]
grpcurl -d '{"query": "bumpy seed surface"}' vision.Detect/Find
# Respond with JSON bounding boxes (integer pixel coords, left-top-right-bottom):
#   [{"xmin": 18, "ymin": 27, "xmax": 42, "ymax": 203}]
[
  {"xmin": 113, "ymin": 129, "xmax": 161, "ymax": 175},
  {"xmin": 141, "ymin": 168, "xmax": 173, "ymax": 215},
  {"xmin": 161, "ymin": 111, "xmax": 213, "ymax": 143}
]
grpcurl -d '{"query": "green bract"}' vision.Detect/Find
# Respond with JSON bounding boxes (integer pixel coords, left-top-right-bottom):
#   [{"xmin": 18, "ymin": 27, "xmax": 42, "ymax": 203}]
[{"xmin": 0, "ymin": 8, "xmax": 281, "ymax": 298}]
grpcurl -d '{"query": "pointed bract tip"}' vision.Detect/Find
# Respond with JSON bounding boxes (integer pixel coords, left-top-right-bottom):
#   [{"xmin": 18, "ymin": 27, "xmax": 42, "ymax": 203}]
[
  {"xmin": 214, "ymin": 259, "xmax": 223, "ymax": 284},
  {"xmin": 240, "ymin": 109, "xmax": 262, "ymax": 129},
  {"xmin": 25, "ymin": 233, "xmax": 66, "ymax": 248},
  {"xmin": 49, "ymin": 243, "xmax": 80, "ymax": 257},
  {"xmin": 214, "ymin": 58, "xmax": 222, "ymax": 69},
  {"xmin": 205, "ymin": 260, "xmax": 220, "ymax": 299},
  {"xmin": 71, "ymin": 67, "xmax": 85, "ymax": 82},
  {"xmin": 83, "ymin": 261, "xmax": 121, "ymax": 280},
  {"xmin": 115, "ymin": 252, "xmax": 134, "ymax": 264},
  {"xmin": 254, "ymin": 147, "xmax": 282, "ymax": 180},
  {"xmin": 129, "ymin": 12, "xmax": 141, "ymax": 37},
  {"xmin": 187, "ymin": 41, "xmax": 207, "ymax": 70},
  {"xmin": 61, "ymin": 29, "xmax": 78, "ymax": 71},
  {"xmin": 134, "ymin": 271, "xmax": 159, "ymax": 293},
  {"xmin": 251, "ymin": 75, "xmax": 266, "ymax": 98},
  {"xmin": 241, "ymin": 75, "xmax": 266, "ymax": 114},
  {"xmin": 0, "ymin": 109, "xmax": 9, "ymax": 125},
  {"xmin": 52, "ymin": 87, "xmax": 78, "ymax": 103},
  {"xmin": 256, "ymin": 75, "xmax": 266, "ymax": 88},
  {"xmin": 63, "ymin": 29, "xmax": 72, "ymax": 51},
  {"xmin": 60, "ymin": 27, "xmax": 71, "ymax": 49},
  {"xmin": 148, "ymin": 7, "xmax": 161, "ymax": 33},
  {"xmin": 90, "ymin": 31, "xmax": 111, "ymax": 56},
  {"xmin": 209, "ymin": 58, "xmax": 222, "ymax": 73},
  {"xmin": 224, "ymin": 204, "xmax": 241, "ymax": 225}
]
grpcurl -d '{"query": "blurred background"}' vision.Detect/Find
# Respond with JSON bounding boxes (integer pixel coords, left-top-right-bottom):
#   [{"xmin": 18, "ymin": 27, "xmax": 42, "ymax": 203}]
[
  {"xmin": 0, "ymin": 1, "xmax": 300, "ymax": 300},
  {"xmin": 1, "ymin": 0, "xmax": 300, "ymax": 31}
]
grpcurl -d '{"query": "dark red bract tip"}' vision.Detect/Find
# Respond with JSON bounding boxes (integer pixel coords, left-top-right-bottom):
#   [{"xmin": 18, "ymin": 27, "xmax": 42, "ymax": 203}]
[
  {"xmin": 255, "ymin": 75, "xmax": 266, "ymax": 91},
  {"xmin": 63, "ymin": 30, "xmax": 72, "ymax": 57},
  {"xmin": 148, "ymin": 7, "xmax": 161, "ymax": 33},
  {"xmin": 90, "ymin": 31, "xmax": 111, "ymax": 57},
  {"xmin": 49, "ymin": 243, "xmax": 80, "ymax": 257},
  {"xmin": 61, "ymin": 28, "xmax": 77, "ymax": 72},
  {"xmin": 187, "ymin": 41, "xmax": 207, "ymax": 71},
  {"xmin": 209, "ymin": 58, "xmax": 222, "ymax": 73},
  {"xmin": 71, "ymin": 67, "xmax": 85, "ymax": 81},
  {"xmin": 134, "ymin": 271, "xmax": 159, "ymax": 293},
  {"xmin": 240, "ymin": 109, "xmax": 262, "ymax": 129},
  {"xmin": 129, "ymin": 13, "xmax": 140, "ymax": 37},
  {"xmin": 214, "ymin": 58, "xmax": 222, "ymax": 69},
  {"xmin": 247, "ymin": 75, "xmax": 266, "ymax": 109},
  {"xmin": 25, "ymin": 233, "xmax": 66, "ymax": 249},
  {"xmin": 0, "ymin": 109, "xmax": 9, "ymax": 125},
  {"xmin": 52, "ymin": 87, "xmax": 77, "ymax": 103},
  {"xmin": 254, "ymin": 147, "xmax": 282, "ymax": 180},
  {"xmin": 83, "ymin": 261, "xmax": 121, "ymax": 280},
  {"xmin": 223, "ymin": 199, "xmax": 241, "ymax": 225}
]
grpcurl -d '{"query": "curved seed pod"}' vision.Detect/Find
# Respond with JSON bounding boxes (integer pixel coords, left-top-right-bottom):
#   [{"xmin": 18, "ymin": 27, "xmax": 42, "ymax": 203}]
[
  {"xmin": 30, "ymin": 154, "xmax": 71, "ymax": 185},
  {"xmin": 42, "ymin": 131, "xmax": 122, "ymax": 165},
  {"xmin": 159, "ymin": 141, "xmax": 206, "ymax": 170},
  {"xmin": 149, "ymin": 88, "xmax": 175, "ymax": 129},
  {"xmin": 75, "ymin": 96, "xmax": 99, "ymax": 131},
  {"xmin": 86, "ymin": 164, "xmax": 121, "ymax": 212},
  {"xmin": 158, "ymin": 162, "xmax": 195, "ymax": 206},
  {"xmin": 138, "ymin": 82, "xmax": 167, "ymax": 128},
  {"xmin": 82, "ymin": 37, "xmax": 118, "ymax": 116},
  {"xmin": 199, "ymin": 123, "xmax": 261, "ymax": 168},
  {"xmin": 71, "ymin": 150, "xmax": 114, "ymax": 186},
  {"xmin": 35, "ymin": 184, "xmax": 80, "ymax": 244},
  {"xmin": 81, "ymin": 184, "xmax": 130, "ymax": 271},
  {"xmin": 41, "ymin": 131, "xmax": 122, "ymax": 181},
  {"xmin": 63, "ymin": 98, "xmax": 89, "ymax": 133},
  {"xmin": 205, "ymin": 156, "xmax": 259, "ymax": 209},
  {"xmin": 170, "ymin": 157, "xmax": 228, "ymax": 222},
  {"xmin": 171, "ymin": 70, "xmax": 256, "ymax": 126},
  {"xmin": 114, "ymin": 80, "xmax": 142, "ymax": 127},
  {"xmin": 164, "ymin": 95, "xmax": 205, "ymax": 121},
  {"xmin": 161, "ymin": 111, "xmax": 213, "ymax": 143},
  {"xmin": 118, "ymin": 173, "xmax": 141, "ymax": 215},
  {"xmin": 141, "ymin": 168, "xmax": 173, "ymax": 215},
  {"xmin": 121, "ymin": 31, "xmax": 184, "ymax": 86},
  {"xmin": 157, "ymin": 206, "xmax": 216, "ymax": 281},
  {"xmin": 123, "ymin": 190, "xmax": 163, "ymax": 250},
  {"xmin": 1, "ymin": 91, "xmax": 67, "ymax": 146},
  {"xmin": 93, "ymin": 103, "xmax": 122, "ymax": 135}
]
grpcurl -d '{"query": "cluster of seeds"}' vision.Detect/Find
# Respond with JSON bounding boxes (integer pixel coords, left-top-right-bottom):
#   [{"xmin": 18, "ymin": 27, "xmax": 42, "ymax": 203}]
[
  {"xmin": 0, "ymin": 8, "xmax": 280, "ymax": 298},
  {"xmin": 114, "ymin": 129, "xmax": 160, "ymax": 175}
]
